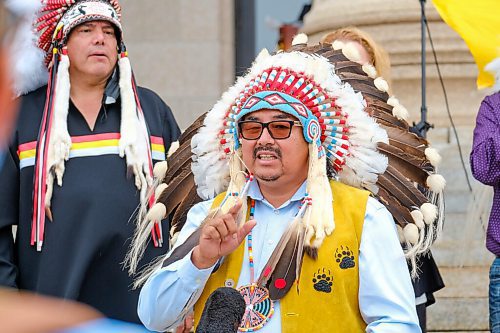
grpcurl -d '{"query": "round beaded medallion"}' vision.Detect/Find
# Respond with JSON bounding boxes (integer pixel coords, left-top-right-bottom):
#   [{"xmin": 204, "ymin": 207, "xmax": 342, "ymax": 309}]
[{"xmin": 238, "ymin": 284, "xmax": 274, "ymax": 332}]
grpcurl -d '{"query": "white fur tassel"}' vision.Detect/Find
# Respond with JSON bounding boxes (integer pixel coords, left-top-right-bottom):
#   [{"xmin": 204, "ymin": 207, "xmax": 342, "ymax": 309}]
[
  {"xmin": 45, "ymin": 52, "xmax": 72, "ymax": 209},
  {"xmin": 292, "ymin": 33, "xmax": 308, "ymax": 46},
  {"xmin": 118, "ymin": 56, "xmax": 150, "ymax": 202},
  {"xmin": 420, "ymin": 202, "xmax": 438, "ymax": 224},
  {"xmin": 374, "ymin": 77, "xmax": 389, "ymax": 93},
  {"xmin": 305, "ymin": 143, "xmax": 334, "ymax": 249},
  {"xmin": 426, "ymin": 174, "xmax": 446, "ymax": 193},
  {"xmin": 403, "ymin": 223, "xmax": 419, "ymax": 245},
  {"xmin": 425, "ymin": 147, "xmax": 442, "ymax": 167}
]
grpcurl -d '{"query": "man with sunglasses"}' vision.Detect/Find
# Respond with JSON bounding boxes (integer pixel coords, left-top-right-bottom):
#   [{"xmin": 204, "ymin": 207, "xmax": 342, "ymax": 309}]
[{"xmin": 138, "ymin": 78, "xmax": 420, "ymax": 331}]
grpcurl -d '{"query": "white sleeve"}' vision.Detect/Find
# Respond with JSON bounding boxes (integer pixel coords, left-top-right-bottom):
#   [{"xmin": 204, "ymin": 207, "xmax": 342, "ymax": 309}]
[
  {"xmin": 137, "ymin": 199, "xmax": 216, "ymax": 332},
  {"xmin": 359, "ymin": 197, "xmax": 422, "ymax": 333}
]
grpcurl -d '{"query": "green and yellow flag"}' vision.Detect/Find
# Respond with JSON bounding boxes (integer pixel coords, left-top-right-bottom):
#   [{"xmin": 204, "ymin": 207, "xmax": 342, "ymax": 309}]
[{"xmin": 432, "ymin": 0, "xmax": 500, "ymax": 89}]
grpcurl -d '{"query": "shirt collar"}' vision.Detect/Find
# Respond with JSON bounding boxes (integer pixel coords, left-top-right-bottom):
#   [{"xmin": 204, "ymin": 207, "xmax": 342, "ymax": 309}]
[
  {"xmin": 247, "ymin": 178, "xmax": 307, "ymax": 208},
  {"xmin": 103, "ymin": 68, "xmax": 120, "ymax": 105}
]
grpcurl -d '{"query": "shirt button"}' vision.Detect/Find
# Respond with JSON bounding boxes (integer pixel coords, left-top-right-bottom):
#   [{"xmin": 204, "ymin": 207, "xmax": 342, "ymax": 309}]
[
  {"xmin": 268, "ymin": 239, "xmax": 273, "ymax": 245},
  {"xmin": 195, "ymin": 278, "xmax": 201, "ymax": 285},
  {"xmin": 274, "ymin": 209, "xmax": 280, "ymax": 215},
  {"xmin": 225, "ymin": 279, "xmax": 235, "ymax": 288}
]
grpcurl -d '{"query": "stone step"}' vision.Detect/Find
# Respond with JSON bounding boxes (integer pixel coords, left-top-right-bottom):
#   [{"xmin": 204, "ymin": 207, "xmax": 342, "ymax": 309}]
[
  {"xmin": 428, "ymin": 297, "xmax": 488, "ymax": 331},
  {"xmin": 427, "ymin": 266, "xmax": 489, "ymax": 331}
]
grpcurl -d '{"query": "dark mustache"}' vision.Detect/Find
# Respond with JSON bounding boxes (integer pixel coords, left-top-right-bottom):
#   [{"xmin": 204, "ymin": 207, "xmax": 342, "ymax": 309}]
[{"xmin": 253, "ymin": 146, "xmax": 282, "ymax": 159}]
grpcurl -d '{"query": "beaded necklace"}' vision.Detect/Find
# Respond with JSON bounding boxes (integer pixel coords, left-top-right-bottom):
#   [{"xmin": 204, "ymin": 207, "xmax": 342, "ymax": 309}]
[{"xmin": 238, "ymin": 199, "xmax": 274, "ymax": 332}]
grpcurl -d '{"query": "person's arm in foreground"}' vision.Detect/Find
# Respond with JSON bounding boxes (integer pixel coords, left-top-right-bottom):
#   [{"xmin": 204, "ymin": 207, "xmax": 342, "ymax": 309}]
[
  {"xmin": 138, "ymin": 200, "xmax": 255, "ymax": 332},
  {"xmin": 359, "ymin": 197, "xmax": 421, "ymax": 333}
]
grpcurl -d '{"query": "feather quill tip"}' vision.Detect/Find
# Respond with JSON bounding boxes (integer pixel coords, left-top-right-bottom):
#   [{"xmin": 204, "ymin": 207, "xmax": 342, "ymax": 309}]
[
  {"xmin": 167, "ymin": 141, "xmax": 180, "ymax": 157},
  {"xmin": 386, "ymin": 96, "xmax": 399, "ymax": 107},
  {"xmin": 392, "ymin": 104, "xmax": 409, "ymax": 121},
  {"xmin": 145, "ymin": 203, "xmax": 167, "ymax": 222},
  {"xmin": 153, "ymin": 161, "xmax": 168, "ymax": 180},
  {"xmin": 331, "ymin": 40, "xmax": 345, "ymax": 50},
  {"xmin": 292, "ymin": 33, "xmax": 308, "ymax": 46},
  {"xmin": 410, "ymin": 210, "xmax": 425, "ymax": 229},
  {"xmin": 362, "ymin": 64, "xmax": 378, "ymax": 78},
  {"xmin": 420, "ymin": 203, "xmax": 438, "ymax": 224},
  {"xmin": 396, "ymin": 225, "xmax": 405, "ymax": 243},
  {"xmin": 425, "ymin": 147, "xmax": 442, "ymax": 167},
  {"xmin": 154, "ymin": 183, "xmax": 168, "ymax": 201},
  {"xmin": 426, "ymin": 174, "xmax": 446, "ymax": 193},
  {"xmin": 374, "ymin": 77, "xmax": 389, "ymax": 93},
  {"xmin": 403, "ymin": 223, "xmax": 419, "ymax": 245},
  {"xmin": 342, "ymin": 43, "xmax": 361, "ymax": 63}
]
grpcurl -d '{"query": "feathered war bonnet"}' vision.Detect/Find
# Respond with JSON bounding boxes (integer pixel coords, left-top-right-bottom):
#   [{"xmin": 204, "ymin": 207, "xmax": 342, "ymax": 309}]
[
  {"xmin": 189, "ymin": 36, "xmax": 445, "ymax": 272},
  {"xmin": 128, "ymin": 36, "xmax": 445, "ymax": 286},
  {"xmin": 30, "ymin": 0, "xmax": 154, "ymax": 251}
]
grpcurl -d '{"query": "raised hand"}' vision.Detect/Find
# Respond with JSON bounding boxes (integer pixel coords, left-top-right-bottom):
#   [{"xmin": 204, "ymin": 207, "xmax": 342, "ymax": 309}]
[{"xmin": 192, "ymin": 200, "xmax": 256, "ymax": 269}]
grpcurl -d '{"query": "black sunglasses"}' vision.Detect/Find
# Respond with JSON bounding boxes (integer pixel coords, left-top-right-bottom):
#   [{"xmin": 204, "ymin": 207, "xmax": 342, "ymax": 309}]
[{"xmin": 238, "ymin": 120, "xmax": 303, "ymax": 140}]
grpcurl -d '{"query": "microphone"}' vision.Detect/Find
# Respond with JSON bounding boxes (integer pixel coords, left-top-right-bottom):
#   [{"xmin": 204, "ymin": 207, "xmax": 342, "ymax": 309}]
[{"xmin": 196, "ymin": 287, "xmax": 246, "ymax": 333}]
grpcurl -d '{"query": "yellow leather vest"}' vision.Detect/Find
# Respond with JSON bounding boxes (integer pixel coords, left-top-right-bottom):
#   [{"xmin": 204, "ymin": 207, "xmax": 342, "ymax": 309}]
[{"xmin": 194, "ymin": 180, "xmax": 369, "ymax": 332}]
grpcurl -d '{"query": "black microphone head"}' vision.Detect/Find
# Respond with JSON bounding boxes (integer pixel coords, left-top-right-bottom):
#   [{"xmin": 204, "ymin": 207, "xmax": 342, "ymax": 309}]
[{"xmin": 196, "ymin": 287, "xmax": 246, "ymax": 333}]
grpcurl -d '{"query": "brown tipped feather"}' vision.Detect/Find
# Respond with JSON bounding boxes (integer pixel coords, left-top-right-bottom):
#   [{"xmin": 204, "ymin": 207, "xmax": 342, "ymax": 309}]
[
  {"xmin": 165, "ymin": 141, "xmax": 193, "ymax": 183},
  {"xmin": 157, "ymin": 167, "xmax": 194, "ymax": 219},
  {"xmin": 384, "ymin": 165, "xmax": 429, "ymax": 205},
  {"xmin": 369, "ymin": 108, "xmax": 409, "ymax": 129},
  {"xmin": 171, "ymin": 186, "xmax": 203, "ymax": 237},
  {"xmin": 378, "ymin": 142, "xmax": 429, "ymax": 186},
  {"xmin": 375, "ymin": 188, "xmax": 411, "ymax": 228},
  {"xmin": 377, "ymin": 173, "xmax": 421, "ymax": 210},
  {"xmin": 162, "ymin": 228, "xmax": 202, "ymax": 268},
  {"xmin": 384, "ymin": 125, "xmax": 428, "ymax": 148},
  {"xmin": 265, "ymin": 224, "xmax": 302, "ymax": 300}
]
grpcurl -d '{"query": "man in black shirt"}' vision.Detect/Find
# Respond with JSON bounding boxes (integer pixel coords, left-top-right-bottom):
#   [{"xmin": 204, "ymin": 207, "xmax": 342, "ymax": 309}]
[{"xmin": 0, "ymin": 0, "xmax": 180, "ymax": 324}]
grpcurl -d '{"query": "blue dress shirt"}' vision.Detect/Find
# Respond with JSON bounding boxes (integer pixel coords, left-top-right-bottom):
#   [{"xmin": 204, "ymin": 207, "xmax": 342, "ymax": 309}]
[{"xmin": 138, "ymin": 180, "xmax": 421, "ymax": 333}]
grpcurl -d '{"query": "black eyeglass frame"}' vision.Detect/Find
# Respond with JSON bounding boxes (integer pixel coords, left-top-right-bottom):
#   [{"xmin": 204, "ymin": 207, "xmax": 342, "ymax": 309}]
[{"xmin": 238, "ymin": 120, "xmax": 303, "ymax": 140}]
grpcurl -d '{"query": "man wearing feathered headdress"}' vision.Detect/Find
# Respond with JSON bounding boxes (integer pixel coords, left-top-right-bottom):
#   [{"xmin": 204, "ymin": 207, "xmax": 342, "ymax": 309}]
[
  {"xmin": 134, "ymin": 35, "xmax": 445, "ymax": 332},
  {"xmin": 0, "ymin": 0, "xmax": 180, "ymax": 324}
]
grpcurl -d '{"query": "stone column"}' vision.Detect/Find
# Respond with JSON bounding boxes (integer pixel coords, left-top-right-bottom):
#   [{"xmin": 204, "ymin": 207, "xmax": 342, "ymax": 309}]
[
  {"xmin": 119, "ymin": 0, "xmax": 234, "ymax": 129},
  {"xmin": 302, "ymin": 0, "xmax": 491, "ymax": 331}
]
